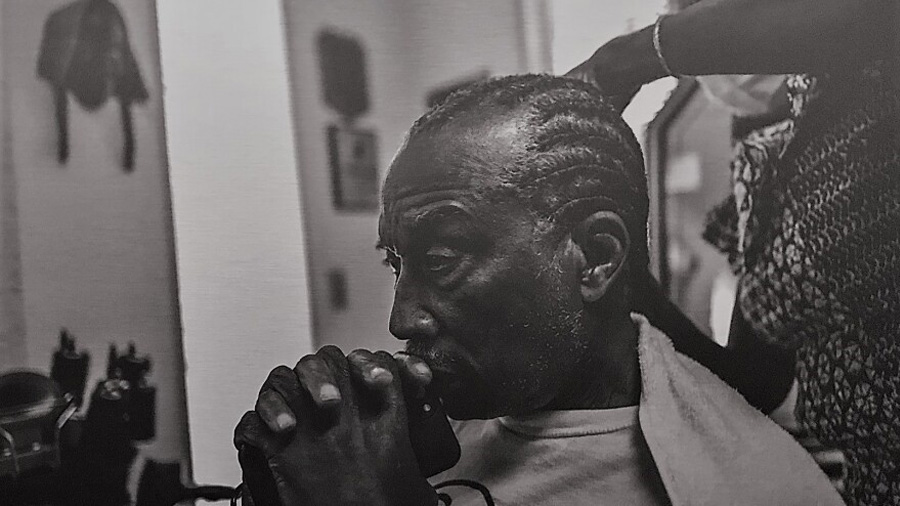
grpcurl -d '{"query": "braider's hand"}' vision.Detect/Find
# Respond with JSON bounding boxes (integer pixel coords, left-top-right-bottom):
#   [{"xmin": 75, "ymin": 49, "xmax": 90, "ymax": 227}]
[
  {"xmin": 565, "ymin": 26, "xmax": 667, "ymax": 114},
  {"xmin": 566, "ymin": 57, "xmax": 641, "ymax": 114},
  {"xmin": 233, "ymin": 346, "xmax": 438, "ymax": 506}
]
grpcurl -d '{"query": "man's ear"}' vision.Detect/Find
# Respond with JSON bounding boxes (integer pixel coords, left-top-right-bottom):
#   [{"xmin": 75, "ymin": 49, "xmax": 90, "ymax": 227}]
[{"xmin": 570, "ymin": 211, "xmax": 631, "ymax": 303}]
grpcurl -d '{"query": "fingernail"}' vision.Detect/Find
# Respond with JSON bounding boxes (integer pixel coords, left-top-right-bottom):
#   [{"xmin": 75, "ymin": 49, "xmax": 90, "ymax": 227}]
[
  {"xmin": 319, "ymin": 384, "xmax": 341, "ymax": 403},
  {"xmin": 276, "ymin": 413, "xmax": 295, "ymax": 431},
  {"xmin": 368, "ymin": 366, "xmax": 393, "ymax": 384},
  {"xmin": 414, "ymin": 363, "xmax": 431, "ymax": 376}
]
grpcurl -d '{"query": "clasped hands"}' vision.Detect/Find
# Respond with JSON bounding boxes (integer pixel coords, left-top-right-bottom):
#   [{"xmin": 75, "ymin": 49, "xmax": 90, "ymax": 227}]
[{"xmin": 233, "ymin": 346, "xmax": 439, "ymax": 506}]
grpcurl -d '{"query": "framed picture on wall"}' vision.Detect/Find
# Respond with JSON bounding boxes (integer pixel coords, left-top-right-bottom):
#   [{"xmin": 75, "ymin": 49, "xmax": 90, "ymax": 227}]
[{"xmin": 327, "ymin": 125, "xmax": 379, "ymax": 212}]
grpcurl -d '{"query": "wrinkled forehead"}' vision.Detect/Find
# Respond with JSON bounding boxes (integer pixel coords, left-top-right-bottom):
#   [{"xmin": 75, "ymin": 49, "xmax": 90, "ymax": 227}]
[
  {"xmin": 379, "ymin": 112, "xmax": 530, "ymax": 246},
  {"xmin": 381, "ymin": 112, "xmax": 528, "ymax": 208}
]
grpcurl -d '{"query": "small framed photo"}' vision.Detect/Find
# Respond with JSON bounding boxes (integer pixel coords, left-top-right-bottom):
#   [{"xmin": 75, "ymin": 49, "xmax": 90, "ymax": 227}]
[{"xmin": 327, "ymin": 125, "xmax": 379, "ymax": 211}]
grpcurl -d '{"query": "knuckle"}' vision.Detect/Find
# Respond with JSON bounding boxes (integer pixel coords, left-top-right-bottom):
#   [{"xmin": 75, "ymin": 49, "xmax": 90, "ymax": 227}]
[
  {"xmin": 268, "ymin": 365, "xmax": 294, "ymax": 381},
  {"xmin": 317, "ymin": 345, "xmax": 350, "ymax": 377},
  {"xmin": 233, "ymin": 411, "xmax": 261, "ymax": 446},
  {"xmin": 253, "ymin": 395, "xmax": 266, "ymax": 414},
  {"xmin": 347, "ymin": 348, "xmax": 375, "ymax": 362},
  {"xmin": 261, "ymin": 365, "xmax": 296, "ymax": 394},
  {"xmin": 373, "ymin": 350, "xmax": 393, "ymax": 361},
  {"xmin": 254, "ymin": 389, "xmax": 277, "ymax": 411},
  {"xmin": 297, "ymin": 354, "xmax": 322, "ymax": 369},
  {"xmin": 296, "ymin": 355, "xmax": 331, "ymax": 380},
  {"xmin": 317, "ymin": 344, "xmax": 345, "ymax": 359},
  {"xmin": 238, "ymin": 410, "xmax": 259, "ymax": 427},
  {"xmin": 373, "ymin": 350, "xmax": 397, "ymax": 370}
]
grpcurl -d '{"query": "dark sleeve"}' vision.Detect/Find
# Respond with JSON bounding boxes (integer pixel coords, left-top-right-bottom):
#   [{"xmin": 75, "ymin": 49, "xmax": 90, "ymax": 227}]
[{"xmin": 635, "ymin": 273, "xmax": 795, "ymax": 413}]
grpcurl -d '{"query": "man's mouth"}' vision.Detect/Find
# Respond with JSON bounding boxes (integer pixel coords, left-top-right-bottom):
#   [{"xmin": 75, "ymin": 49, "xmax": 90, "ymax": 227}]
[
  {"xmin": 404, "ymin": 344, "xmax": 466, "ymax": 390},
  {"xmin": 406, "ymin": 340, "xmax": 455, "ymax": 366}
]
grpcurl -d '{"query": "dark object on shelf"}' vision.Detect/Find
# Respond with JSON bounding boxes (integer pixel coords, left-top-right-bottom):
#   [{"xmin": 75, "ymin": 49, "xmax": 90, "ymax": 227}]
[
  {"xmin": 128, "ymin": 382, "xmax": 156, "ymax": 441},
  {"xmin": 317, "ymin": 30, "xmax": 369, "ymax": 120},
  {"xmin": 136, "ymin": 459, "xmax": 234, "ymax": 506},
  {"xmin": 120, "ymin": 342, "xmax": 156, "ymax": 441},
  {"xmin": 0, "ymin": 371, "xmax": 77, "ymax": 480},
  {"xmin": 327, "ymin": 125, "xmax": 379, "ymax": 211},
  {"xmin": 119, "ymin": 342, "xmax": 149, "ymax": 388},
  {"xmin": 50, "ymin": 329, "xmax": 90, "ymax": 407},
  {"xmin": 36, "ymin": 0, "xmax": 149, "ymax": 171},
  {"xmin": 106, "ymin": 343, "xmax": 120, "ymax": 378},
  {"xmin": 104, "ymin": 342, "xmax": 157, "ymax": 442},
  {"xmin": 64, "ymin": 362, "xmax": 136, "ymax": 506}
]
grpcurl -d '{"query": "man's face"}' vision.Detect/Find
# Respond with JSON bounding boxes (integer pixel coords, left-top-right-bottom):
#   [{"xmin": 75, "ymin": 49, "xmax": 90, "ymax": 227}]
[{"xmin": 379, "ymin": 114, "xmax": 590, "ymax": 420}]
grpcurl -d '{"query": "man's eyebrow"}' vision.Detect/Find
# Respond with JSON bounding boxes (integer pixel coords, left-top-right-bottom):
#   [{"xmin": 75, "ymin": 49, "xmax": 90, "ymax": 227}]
[
  {"xmin": 411, "ymin": 204, "xmax": 467, "ymax": 221},
  {"xmin": 375, "ymin": 203, "xmax": 480, "ymax": 251},
  {"xmin": 404, "ymin": 204, "xmax": 478, "ymax": 237}
]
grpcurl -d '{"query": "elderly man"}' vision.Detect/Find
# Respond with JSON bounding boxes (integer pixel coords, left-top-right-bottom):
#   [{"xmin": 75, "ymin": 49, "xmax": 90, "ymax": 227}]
[{"xmin": 234, "ymin": 75, "xmax": 843, "ymax": 506}]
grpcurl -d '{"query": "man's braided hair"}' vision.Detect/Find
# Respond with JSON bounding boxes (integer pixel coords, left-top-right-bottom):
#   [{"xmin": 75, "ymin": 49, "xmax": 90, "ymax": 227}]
[{"xmin": 407, "ymin": 74, "xmax": 650, "ymax": 274}]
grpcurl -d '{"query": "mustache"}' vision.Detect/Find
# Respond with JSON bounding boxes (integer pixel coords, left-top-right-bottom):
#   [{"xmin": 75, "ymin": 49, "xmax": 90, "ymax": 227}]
[{"xmin": 404, "ymin": 340, "xmax": 461, "ymax": 371}]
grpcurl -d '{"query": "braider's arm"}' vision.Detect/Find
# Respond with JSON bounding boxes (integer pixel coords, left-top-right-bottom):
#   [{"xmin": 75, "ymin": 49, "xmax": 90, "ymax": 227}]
[{"xmin": 569, "ymin": 0, "xmax": 896, "ymax": 92}]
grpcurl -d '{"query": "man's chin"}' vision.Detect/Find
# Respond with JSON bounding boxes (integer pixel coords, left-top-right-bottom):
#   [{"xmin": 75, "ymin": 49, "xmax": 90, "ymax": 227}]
[
  {"xmin": 434, "ymin": 380, "xmax": 499, "ymax": 420},
  {"xmin": 442, "ymin": 399, "xmax": 495, "ymax": 420}
]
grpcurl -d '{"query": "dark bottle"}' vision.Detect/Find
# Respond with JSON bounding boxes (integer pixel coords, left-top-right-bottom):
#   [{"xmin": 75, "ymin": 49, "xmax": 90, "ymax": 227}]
[
  {"xmin": 49, "ymin": 328, "xmax": 90, "ymax": 406},
  {"xmin": 121, "ymin": 342, "xmax": 156, "ymax": 441}
]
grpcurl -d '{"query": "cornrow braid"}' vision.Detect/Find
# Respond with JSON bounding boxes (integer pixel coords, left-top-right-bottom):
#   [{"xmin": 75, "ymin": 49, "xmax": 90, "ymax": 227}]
[{"xmin": 410, "ymin": 74, "xmax": 650, "ymax": 272}]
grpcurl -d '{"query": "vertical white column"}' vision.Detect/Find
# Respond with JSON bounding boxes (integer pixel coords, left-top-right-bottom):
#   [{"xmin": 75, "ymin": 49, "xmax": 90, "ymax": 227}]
[
  {"xmin": 518, "ymin": 0, "xmax": 554, "ymax": 73},
  {"xmin": 0, "ymin": 0, "xmax": 28, "ymax": 371},
  {"xmin": 156, "ymin": 0, "xmax": 313, "ymax": 485}
]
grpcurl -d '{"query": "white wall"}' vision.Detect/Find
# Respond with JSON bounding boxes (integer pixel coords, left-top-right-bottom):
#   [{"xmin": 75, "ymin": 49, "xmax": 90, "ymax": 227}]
[
  {"xmin": 1, "ymin": 0, "xmax": 189, "ymax": 465},
  {"xmin": 157, "ymin": 0, "xmax": 314, "ymax": 487},
  {"xmin": 0, "ymin": 0, "xmax": 29, "ymax": 371}
]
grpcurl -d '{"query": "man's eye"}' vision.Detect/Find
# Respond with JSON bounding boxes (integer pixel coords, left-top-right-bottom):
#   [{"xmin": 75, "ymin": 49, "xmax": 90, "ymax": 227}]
[
  {"xmin": 383, "ymin": 252, "xmax": 401, "ymax": 277},
  {"xmin": 424, "ymin": 246, "xmax": 460, "ymax": 273}
]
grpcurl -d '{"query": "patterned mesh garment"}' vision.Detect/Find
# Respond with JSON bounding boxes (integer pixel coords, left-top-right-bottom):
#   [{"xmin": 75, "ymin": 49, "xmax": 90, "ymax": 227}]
[{"xmin": 704, "ymin": 59, "xmax": 900, "ymax": 505}]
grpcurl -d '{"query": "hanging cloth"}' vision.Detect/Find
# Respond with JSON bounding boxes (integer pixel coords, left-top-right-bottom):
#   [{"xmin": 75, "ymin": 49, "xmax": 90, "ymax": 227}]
[{"xmin": 36, "ymin": 0, "xmax": 148, "ymax": 171}]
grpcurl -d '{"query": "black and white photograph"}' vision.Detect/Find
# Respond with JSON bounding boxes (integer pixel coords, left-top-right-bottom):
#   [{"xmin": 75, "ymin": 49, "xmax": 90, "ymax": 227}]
[{"xmin": 1, "ymin": 0, "xmax": 897, "ymax": 505}]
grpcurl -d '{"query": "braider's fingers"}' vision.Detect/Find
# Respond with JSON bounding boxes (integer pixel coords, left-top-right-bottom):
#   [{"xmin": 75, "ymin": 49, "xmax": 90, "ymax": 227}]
[
  {"xmin": 347, "ymin": 349, "xmax": 395, "ymax": 392},
  {"xmin": 234, "ymin": 410, "xmax": 281, "ymax": 456},
  {"xmin": 294, "ymin": 353, "xmax": 342, "ymax": 411},
  {"xmin": 393, "ymin": 352, "xmax": 432, "ymax": 397},
  {"xmin": 607, "ymin": 85, "xmax": 641, "ymax": 114},
  {"xmin": 564, "ymin": 60, "xmax": 594, "ymax": 83}
]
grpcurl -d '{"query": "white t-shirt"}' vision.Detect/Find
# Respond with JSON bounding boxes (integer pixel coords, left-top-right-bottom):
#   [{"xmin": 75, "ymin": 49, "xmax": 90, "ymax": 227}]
[{"xmin": 430, "ymin": 406, "xmax": 669, "ymax": 506}]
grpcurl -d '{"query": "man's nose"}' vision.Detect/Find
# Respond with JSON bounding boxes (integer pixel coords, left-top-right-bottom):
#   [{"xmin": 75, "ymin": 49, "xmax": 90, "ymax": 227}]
[{"xmin": 389, "ymin": 280, "xmax": 438, "ymax": 340}]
